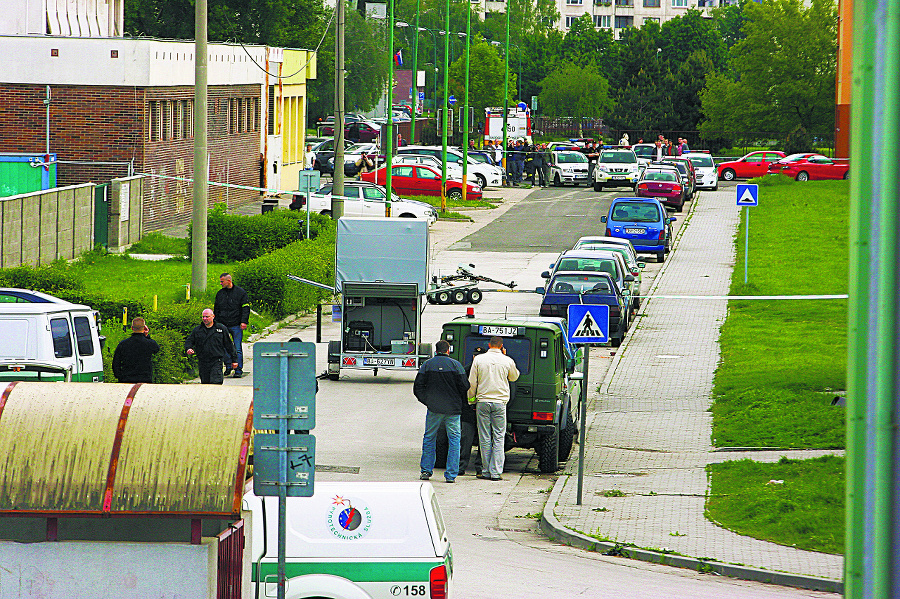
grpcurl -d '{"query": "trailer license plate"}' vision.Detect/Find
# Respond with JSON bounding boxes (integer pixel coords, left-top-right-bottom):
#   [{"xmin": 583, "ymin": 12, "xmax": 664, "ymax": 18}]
[
  {"xmin": 479, "ymin": 325, "xmax": 518, "ymax": 337},
  {"xmin": 363, "ymin": 357, "xmax": 397, "ymax": 366},
  {"xmin": 625, "ymin": 228, "xmax": 645, "ymax": 235}
]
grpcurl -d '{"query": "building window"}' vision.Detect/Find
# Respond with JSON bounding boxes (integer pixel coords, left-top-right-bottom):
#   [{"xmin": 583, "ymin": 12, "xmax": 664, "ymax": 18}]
[
  {"xmin": 161, "ymin": 101, "xmax": 171, "ymax": 140},
  {"xmin": 565, "ymin": 15, "xmax": 581, "ymax": 27},
  {"xmin": 614, "ymin": 15, "xmax": 633, "ymax": 27},
  {"xmin": 672, "ymin": 0, "xmax": 687, "ymax": 6},
  {"xmin": 614, "ymin": 0, "xmax": 633, "ymax": 6},
  {"xmin": 148, "ymin": 101, "xmax": 160, "ymax": 141},
  {"xmin": 566, "ymin": 0, "xmax": 583, "ymax": 4},
  {"xmin": 268, "ymin": 86, "xmax": 276, "ymax": 135},
  {"xmin": 594, "ymin": 14, "xmax": 611, "ymax": 27},
  {"xmin": 643, "ymin": 0, "xmax": 660, "ymax": 6},
  {"xmin": 185, "ymin": 100, "xmax": 194, "ymax": 138},
  {"xmin": 644, "ymin": 16, "xmax": 659, "ymax": 24}
]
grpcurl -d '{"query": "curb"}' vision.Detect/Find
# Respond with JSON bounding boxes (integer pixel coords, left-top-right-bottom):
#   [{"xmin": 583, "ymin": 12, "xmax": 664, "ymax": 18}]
[{"xmin": 540, "ymin": 476, "xmax": 842, "ymax": 595}]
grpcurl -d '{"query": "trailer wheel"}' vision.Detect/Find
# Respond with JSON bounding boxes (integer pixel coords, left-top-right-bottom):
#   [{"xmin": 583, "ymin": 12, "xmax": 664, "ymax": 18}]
[
  {"xmin": 327, "ymin": 340, "xmax": 341, "ymax": 380},
  {"xmin": 451, "ymin": 289, "xmax": 468, "ymax": 304},
  {"xmin": 436, "ymin": 290, "xmax": 451, "ymax": 304},
  {"xmin": 467, "ymin": 288, "xmax": 483, "ymax": 304},
  {"xmin": 426, "ymin": 294, "xmax": 437, "ymax": 304}
]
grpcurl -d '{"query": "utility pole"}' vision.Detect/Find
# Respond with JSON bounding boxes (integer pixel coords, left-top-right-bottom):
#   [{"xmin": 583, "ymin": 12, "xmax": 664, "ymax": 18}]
[
  {"xmin": 440, "ymin": 0, "xmax": 449, "ymax": 212},
  {"xmin": 501, "ymin": 4, "xmax": 510, "ymax": 180},
  {"xmin": 192, "ymin": 0, "xmax": 208, "ymax": 293},
  {"xmin": 386, "ymin": 0, "xmax": 394, "ymax": 202},
  {"xmin": 411, "ymin": 0, "xmax": 420, "ymax": 144},
  {"xmin": 461, "ymin": 5, "xmax": 470, "ymax": 203},
  {"xmin": 332, "ymin": 0, "xmax": 346, "ymax": 219}
]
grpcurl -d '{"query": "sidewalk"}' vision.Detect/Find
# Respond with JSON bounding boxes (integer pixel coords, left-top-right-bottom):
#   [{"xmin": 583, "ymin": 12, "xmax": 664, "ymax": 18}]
[{"xmin": 540, "ymin": 189, "xmax": 843, "ymax": 594}]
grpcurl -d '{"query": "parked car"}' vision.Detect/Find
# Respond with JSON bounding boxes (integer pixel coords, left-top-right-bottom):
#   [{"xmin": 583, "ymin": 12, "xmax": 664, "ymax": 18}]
[
  {"xmin": 636, "ymin": 165, "xmax": 686, "ymax": 212},
  {"xmin": 592, "ymin": 148, "xmax": 641, "ymax": 191},
  {"xmin": 682, "ymin": 151, "xmax": 718, "ymax": 190},
  {"xmin": 631, "ymin": 143, "xmax": 656, "ymax": 168},
  {"xmin": 549, "ymin": 151, "xmax": 590, "ymax": 186},
  {"xmin": 307, "ymin": 180, "xmax": 437, "ymax": 222},
  {"xmin": 536, "ymin": 272, "xmax": 630, "ymax": 347},
  {"xmin": 570, "ymin": 237, "xmax": 645, "ymax": 309},
  {"xmin": 360, "ymin": 163, "xmax": 482, "ymax": 201},
  {"xmin": 393, "ymin": 153, "xmax": 477, "ymax": 185},
  {"xmin": 766, "ymin": 153, "xmax": 850, "ymax": 181},
  {"xmin": 601, "ymin": 197, "xmax": 676, "ymax": 263},
  {"xmin": 661, "ymin": 157, "xmax": 697, "ymax": 201},
  {"xmin": 309, "ymin": 138, "xmax": 356, "ymax": 172},
  {"xmin": 716, "ymin": 150, "xmax": 786, "ymax": 181},
  {"xmin": 319, "ymin": 142, "xmax": 384, "ymax": 176},
  {"xmin": 397, "ymin": 145, "xmax": 503, "ymax": 188},
  {"xmin": 467, "ymin": 151, "xmax": 498, "ymax": 166},
  {"xmin": 320, "ymin": 120, "xmax": 381, "ymax": 144},
  {"xmin": 542, "ymin": 250, "xmax": 636, "ymax": 315}
]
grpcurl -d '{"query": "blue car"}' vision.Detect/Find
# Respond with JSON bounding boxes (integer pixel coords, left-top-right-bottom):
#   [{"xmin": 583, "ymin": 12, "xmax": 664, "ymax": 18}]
[
  {"xmin": 536, "ymin": 272, "xmax": 630, "ymax": 347},
  {"xmin": 600, "ymin": 197, "xmax": 676, "ymax": 263}
]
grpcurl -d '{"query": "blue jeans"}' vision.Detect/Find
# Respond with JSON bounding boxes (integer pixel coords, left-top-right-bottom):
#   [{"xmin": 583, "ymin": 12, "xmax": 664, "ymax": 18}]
[
  {"xmin": 421, "ymin": 411, "xmax": 461, "ymax": 481},
  {"xmin": 227, "ymin": 325, "xmax": 244, "ymax": 372}
]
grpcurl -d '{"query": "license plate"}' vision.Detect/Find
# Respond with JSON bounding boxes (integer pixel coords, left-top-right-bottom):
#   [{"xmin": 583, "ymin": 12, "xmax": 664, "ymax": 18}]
[
  {"xmin": 478, "ymin": 325, "xmax": 518, "ymax": 337},
  {"xmin": 362, "ymin": 357, "xmax": 397, "ymax": 366},
  {"xmin": 613, "ymin": 176, "xmax": 624, "ymax": 179},
  {"xmin": 624, "ymin": 228, "xmax": 646, "ymax": 235}
]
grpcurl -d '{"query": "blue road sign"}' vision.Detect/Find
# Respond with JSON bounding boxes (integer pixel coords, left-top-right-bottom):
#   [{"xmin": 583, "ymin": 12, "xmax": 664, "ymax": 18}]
[
  {"xmin": 418, "ymin": 91, "xmax": 425, "ymax": 101},
  {"xmin": 448, "ymin": 95, "xmax": 457, "ymax": 105},
  {"xmin": 253, "ymin": 433, "xmax": 316, "ymax": 497},
  {"xmin": 736, "ymin": 184, "xmax": 759, "ymax": 206},
  {"xmin": 253, "ymin": 342, "xmax": 317, "ymax": 430},
  {"xmin": 567, "ymin": 304, "xmax": 610, "ymax": 345}
]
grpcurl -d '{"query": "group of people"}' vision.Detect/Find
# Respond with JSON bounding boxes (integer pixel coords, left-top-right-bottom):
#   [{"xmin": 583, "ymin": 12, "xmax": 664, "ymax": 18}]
[
  {"xmin": 415, "ymin": 336, "xmax": 520, "ymax": 483},
  {"xmin": 649, "ymin": 134, "xmax": 691, "ymax": 160},
  {"xmin": 112, "ymin": 273, "xmax": 251, "ymax": 385},
  {"xmin": 480, "ymin": 139, "xmax": 555, "ymax": 187}
]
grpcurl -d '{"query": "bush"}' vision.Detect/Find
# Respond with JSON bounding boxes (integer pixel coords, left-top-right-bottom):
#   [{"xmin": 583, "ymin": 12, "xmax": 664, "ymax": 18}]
[
  {"xmin": 187, "ymin": 204, "xmax": 334, "ymax": 263},
  {"xmin": 0, "ymin": 262, "xmax": 85, "ymax": 293},
  {"xmin": 783, "ymin": 125, "xmax": 813, "ymax": 155},
  {"xmin": 233, "ymin": 231, "xmax": 336, "ymax": 319},
  {"xmin": 103, "ymin": 326, "xmax": 195, "ymax": 384}
]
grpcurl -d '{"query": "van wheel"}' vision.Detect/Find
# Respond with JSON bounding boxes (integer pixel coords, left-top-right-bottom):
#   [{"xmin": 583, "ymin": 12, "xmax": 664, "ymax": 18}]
[
  {"xmin": 657, "ymin": 251, "xmax": 665, "ymax": 263},
  {"xmin": 593, "ymin": 182, "xmax": 603, "ymax": 192},
  {"xmin": 536, "ymin": 427, "xmax": 560, "ymax": 473},
  {"xmin": 558, "ymin": 409, "xmax": 575, "ymax": 461}
]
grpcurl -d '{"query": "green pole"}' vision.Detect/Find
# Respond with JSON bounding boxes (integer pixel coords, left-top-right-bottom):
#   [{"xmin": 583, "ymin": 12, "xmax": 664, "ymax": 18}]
[
  {"xmin": 411, "ymin": 2, "xmax": 420, "ymax": 144},
  {"xmin": 845, "ymin": 0, "xmax": 899, "ymax": 596},
  {"xmin": 502, "ymin": 5, "xmax": 510, "ymax": 180},
  {"xmin": 462, "ymin": 7, "xmax": 471, "ymax": 202},
  {"xmin": 440, "ymin": 0, "xmax": 449, "ymax": 212},
  {"xmin": 386, "ymin": 0, "xmax": 394, "ymax": 204}
]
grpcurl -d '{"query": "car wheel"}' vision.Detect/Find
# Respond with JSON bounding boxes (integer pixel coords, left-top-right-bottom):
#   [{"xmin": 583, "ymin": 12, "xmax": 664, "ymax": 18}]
[
  {"xmin": 321, "ymin": 210, "xmax": 332, "ymax": 218},
  {"xmin": 451, "ymin": 289, "xmax": 468, "ymax": 304},
  {"xmin": 843, "ymin": 171, "xmax": 850, "ymax": 180},
  {"xmin": 712, "ymin": 186, "xmax": 718, "ymax": 191},
  {"xmin": 554, "ymin": 173, "xmax": 561, "ymax": 187},
  {"xmin": 475, "ymin": 173, "xmax": 487, "ymax": 188},
  {"xmin": 467, "ymin": 288, "xmax": 483, "ymax": 304},
  {"xmin": 676, "ymin": 198, "xmax": 684, "ymax": 213},
  {"xmin": 536, "ymin": 427, "xmax": 560, "ymax": 473},
  {"xmin": 610, "ymin": 336, "xmax": 622, "ymax": 348},
  {"xmin": 657, "ymin": 251, "xmax": 666, "ymax": 263},
  {"xmin": 593, "ymin": 181, "xmax": 603, "ymax": 192},
  {"xmin": 436, "ymin": 290, "xmax": 452, "ymax": 304},
  {"xmin": 399, "ymin": 213, "xmax": 416, "ymax": 218},
  {"xmin": 722, "ymin": 168, "xmax": 736, "ymax": 181},
  {"xmin": 796, "ymin": 171, "xmax": 809, "ymax": 182},
  {"xmin": 448, "ymin": 188, "xmax": 463, "ymax": 201},
  {"xmin": 558, "ymin": 409, "xmax": 576, "ymax": 462}
]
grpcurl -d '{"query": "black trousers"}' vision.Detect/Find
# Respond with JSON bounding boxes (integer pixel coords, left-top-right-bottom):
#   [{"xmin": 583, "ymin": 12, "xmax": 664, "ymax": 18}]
[
  {"xmin": 459, "ymin": 420, "xmax": 481, "ymax": 473},
  {"xmin": 198, "ymin": 358, "xmax": 225, "ymax": 384}
]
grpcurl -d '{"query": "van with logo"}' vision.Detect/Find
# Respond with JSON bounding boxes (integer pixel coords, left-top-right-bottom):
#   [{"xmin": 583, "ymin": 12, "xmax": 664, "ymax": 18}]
[
  {"xmin": 0, "ymin": 288, "xmax": 105, "ymax": 382},
  {"xmin": 244, "ymin": 481, "xmax": 452, "ymax": 599}
]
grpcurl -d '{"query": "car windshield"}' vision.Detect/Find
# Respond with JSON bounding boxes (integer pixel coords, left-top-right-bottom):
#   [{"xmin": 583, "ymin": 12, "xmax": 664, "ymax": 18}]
[
  {"xmin": 550, "ymin": 274, "xmax": 613, "ymax": 294},
  {"xmin": 633, "ymin": 146, "xmax": 654, "ymax": 158},
  {"xmin": 315, "ymin": 184, "xmax": 333, "ymax": 194},
  {"xmin": 599, "ymin": 151, "xmax": 636, "ymax": 163},
  {"xmin": 782, "ymin": 153, "xmax": 810, "ymax": 162},
  {"xmin": 663, "ymin": 161, "xmax": 688, "ymax": 175},
  {"xmin": 686, "ymin": 154, "xmax": 713, "ymax": 167},
  {"xmin": 469, "ymin": 153, "xmax": 488, "ymax": 163},
  {"xmin": 612, "ymin": 202, "xmax": 662, "ymax": 223},
  {"xmin": 556, "ymin": 152, "xmax": 588, "ymax": 164},
  {"xmin": 556, "ymin": 257, "xmax": 620, "ymax": 278}
]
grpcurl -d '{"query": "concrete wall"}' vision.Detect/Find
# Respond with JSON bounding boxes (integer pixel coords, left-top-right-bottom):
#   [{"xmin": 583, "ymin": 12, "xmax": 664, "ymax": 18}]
[{"xmin": 0, "ymin": 183, "xmax": 94, "ymax": 268}]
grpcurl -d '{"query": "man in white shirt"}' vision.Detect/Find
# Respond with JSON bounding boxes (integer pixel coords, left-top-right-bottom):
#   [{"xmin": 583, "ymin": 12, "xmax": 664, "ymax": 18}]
[{"xmin": 468, "ymin": 337, "xmax": 520, "ymax": 480}]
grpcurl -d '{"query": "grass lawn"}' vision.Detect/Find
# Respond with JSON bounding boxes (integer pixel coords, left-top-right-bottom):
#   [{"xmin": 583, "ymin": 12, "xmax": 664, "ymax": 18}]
[
  {"xmin": 707, "ymin": 176, "xmax": 848, "ymax": 554},
  {"xmin": 406, "ymin": 194, "xmax": 495, "ymax": 220}
]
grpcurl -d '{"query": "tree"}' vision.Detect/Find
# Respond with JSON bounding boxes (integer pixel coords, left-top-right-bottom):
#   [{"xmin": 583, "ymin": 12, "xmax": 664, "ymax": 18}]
[
  {"xmin": 699, "ymin": 0, "xmax": 838, "ymax": 140},
  {"xmin": 538, "ymin": 62, "xmax": 613, "ymax": 135},
  {"xmin": 659, "ymin": 9, "xmax": 726, "ymax": 71},
  {"xmin": 447, "ymin": 38, "xmax": 514, "ymax": 118},
  {"xmin": 559, "ymin": 14, "xmax": 618, "ymax": 78},
  {"xmin": 710, "ymin": 0, "xmax": 752, "ymax": 49},
  {"xmin": 670, "ymin": 50, "xmax": 717, "ymax": 131}
]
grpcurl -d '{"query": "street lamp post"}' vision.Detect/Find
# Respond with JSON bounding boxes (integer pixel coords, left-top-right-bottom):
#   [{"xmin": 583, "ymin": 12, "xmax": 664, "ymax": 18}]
[
  {"xmin": 395, "ymin": 18, "xmax": 421, "ymax": 143},
  {"xmin": 462, "ymin": 5, "xmax": 471, "ymax": 203},
  {"xmin": 386, "ymin": 0, "xmax": 394, "ymax": 202},
  {"xmin": 441, "ymin": 0, "xmax": 450, "ymax": 211},
  {"xmin": 418, "ymin": 28, "xmax": 439, "ymax": 115},
  {"xmin": 503, "ymin": 4, "xmax": 510, "ymax": 178}
]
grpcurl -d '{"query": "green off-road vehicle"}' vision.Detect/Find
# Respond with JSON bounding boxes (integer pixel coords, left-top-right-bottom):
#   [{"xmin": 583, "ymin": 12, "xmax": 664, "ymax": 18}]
[{"xmin": 438, "ymin": 317, "xmax": 582, "ymax": 473}]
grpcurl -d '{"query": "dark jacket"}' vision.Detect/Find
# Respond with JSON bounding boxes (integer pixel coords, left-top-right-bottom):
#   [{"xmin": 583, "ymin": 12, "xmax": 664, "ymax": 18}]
[
  {"xmin": 214, "ymin": 285, "xmax": 251, "ymax": 328},
  {"xmin": 112, "ymin": 333, "xmax": 160, "ymax": 383},
  {"xmin": 185, "ymin": 322, "xmax": 238, "ymax": 363},
  {"xmin": 413, "ymin": 353, "xmax": 470, "ymax": 415}
]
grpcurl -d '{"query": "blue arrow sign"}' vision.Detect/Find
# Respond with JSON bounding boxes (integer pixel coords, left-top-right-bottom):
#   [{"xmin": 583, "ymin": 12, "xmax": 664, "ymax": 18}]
[
  {"xmin": 736, "ymin": 184, "xmax": 759, "ymax": 206},
  {"xmin": 567, "ymin": 304, "xmax": 610, "ymax": 345},
  {"xmin": 448, "ymin": 95, "xmax": 457, "ymax": 105}
]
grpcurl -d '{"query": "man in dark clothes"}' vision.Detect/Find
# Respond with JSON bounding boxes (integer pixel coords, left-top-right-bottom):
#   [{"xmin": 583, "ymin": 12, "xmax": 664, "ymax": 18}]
[
  {"xmin": 185, "ymin": 309, "xmax": 238, "ymax": 385},
  {"xmin": 214, "ymin": 273, "xmax": 251, "ymax": 377},
  {"xmin": 414, "ymin": 339, "xmax": 470, "ymax": 483},
  {"xmin": 112, "ymin": 317, "xmax": 159, "ymax": 383}
]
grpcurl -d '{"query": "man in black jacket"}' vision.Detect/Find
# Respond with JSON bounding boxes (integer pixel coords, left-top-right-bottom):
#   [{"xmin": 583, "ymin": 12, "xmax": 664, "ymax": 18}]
[
  {"xmin": 112, "ymin": 317, "xmax": 159, "ymax": 383},
  {"xmin": 214, "ymin": 273, "xmax": 251, "ymax": 378},
  {"xmin": 414, "ymin": 340, "xmax": 470, "ymax": 483},
  {"xmin": 185, "ymin": 309, "xmax": 238, "ymax": 384}
]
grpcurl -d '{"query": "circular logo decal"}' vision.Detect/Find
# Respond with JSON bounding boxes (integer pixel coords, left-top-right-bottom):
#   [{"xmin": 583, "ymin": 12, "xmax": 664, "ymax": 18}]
[{"xmin": 328, "ymin": 495, "xmax": 372, "ymax": 540}]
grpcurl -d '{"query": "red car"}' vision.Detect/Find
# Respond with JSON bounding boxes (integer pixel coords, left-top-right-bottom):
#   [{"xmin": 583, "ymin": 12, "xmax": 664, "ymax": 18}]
[
  {"xmin": 766, "ymin": 153, "xmax": 850, "ymax": 181},
  {"xmin": 360, "ymin": 164, "xmax": 483, "ymax": 201},
  {"xmin": 716, "ymin": 151, "xmax": 786, "ymax": 181},
  {"xmin": 635, "ymin": 166, "xmax": 685, "ymax": 212},
  {"xmin": 320, "ymin": 120, "xmax": 381, "ymax": 144}
]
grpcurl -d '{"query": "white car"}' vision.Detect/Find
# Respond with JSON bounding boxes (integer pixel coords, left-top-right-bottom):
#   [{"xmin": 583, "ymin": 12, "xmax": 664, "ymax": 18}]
[
  {"xmin": 683, "ymin": 152, "xmax": 719, "ymax": 190},
  {"xmin": 549, "ymin": 151, "xmax": 589, "ymax": 186},
  {"xmin": 631, "ymin": 143, "xmax": 656, "ymax": 169},
  {"xmin": 397, "ymin": 145, "xmax": 504, "ymax": 188},
  {"xmin": 307, "ymin": 181, "xmax": 437, "ymax": 223},
  {"xmin": 592, "ymin": 148, "xmax": 641, "ymax": 191},
  {"xmin": 392, "ymin": 154, "xmax": 477, "ymax": 185}
]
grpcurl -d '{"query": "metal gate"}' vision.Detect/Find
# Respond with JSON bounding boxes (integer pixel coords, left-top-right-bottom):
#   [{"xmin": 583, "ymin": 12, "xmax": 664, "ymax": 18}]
[
  {"xmin": 217, "ymin": 520, "xmax": 245, "ymax": 599},
  {"xmin": 93, "ymin": 183, "xmax": 109, "ymax": 248}
]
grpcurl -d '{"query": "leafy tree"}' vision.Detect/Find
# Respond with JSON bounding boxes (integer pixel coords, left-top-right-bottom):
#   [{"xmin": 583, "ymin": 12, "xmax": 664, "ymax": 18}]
[
  {"xmin": 612, "ymin": 65, "xmax": 671, "ymax": 135},
  {"xmin": 538, "ymin": 62, "xmax": 613, "ymax": 135},
  {"xmin": 659, "ymin": 9, "xmax": 726, "ymax": 71},
  {"xmin": 699, "ymin": 0, "xmax": 838, "ymax": 140},
  {"xmin": 670, "ymin": 50, "xmax": 717, "ymax": 131},
  {"xmin": 710, "ymin": 0, "xmax": 751, "ymax": 49},
  {"xmin": 447, "ymin": 37, "xmax": 514, "ymax": 117},
  {"xmin": 613, "ymin": 20, "xmax": 663, "ymax": 87},
  {"xmin": 559, "ymin": 14, "xmax": 618, "ymax": 78}
]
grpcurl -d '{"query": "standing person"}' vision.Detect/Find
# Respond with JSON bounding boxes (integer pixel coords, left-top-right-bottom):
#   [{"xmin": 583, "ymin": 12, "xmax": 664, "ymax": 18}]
[
  {"xmin": 653, "ymin": 140, "xmax": 665, "ymax": 162},
  {"xmin": 523, "ymin": 140, "xmax": 536, "ymax": 185},
  {"xmin": 112, "ymin": 317, "xmax": 160, "ymax": 383},
  {"xmin": 214, "ymin": 273, "xmax": 250, "ymax": 378},
  {"xmin": 680, "ymin": 137, "xmax": 691, "ymax": 154},
  {"xmin": 185, "ymin": 309, "xmax": 238, "ymax": 385},
  {"xmin": 493, "ymin": 140, "xmax": 503, "ymax": 168},
  {"xmin": 619, "ymin": 132, "xmax": 629, "ymax": 146},
  {"xmin": 468, "ymin": 336, "xmax": 520, "ymax": 481},
  {"xmin": 541, "ymin": 144, "xmax": 552, "ymax": 187},
  {"xmin": 533, "ymin": 144, "xmax": 546, "ymax": 187},
  {"xmin": 414, "ymin": 340, "xmax": 470, "ymax": 483}
]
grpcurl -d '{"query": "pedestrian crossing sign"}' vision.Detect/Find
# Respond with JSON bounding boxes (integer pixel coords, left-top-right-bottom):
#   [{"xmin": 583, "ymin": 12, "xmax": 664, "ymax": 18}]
[{"xmin": 567, "ymin": 304, "xmax": 610, "ymax": 344}]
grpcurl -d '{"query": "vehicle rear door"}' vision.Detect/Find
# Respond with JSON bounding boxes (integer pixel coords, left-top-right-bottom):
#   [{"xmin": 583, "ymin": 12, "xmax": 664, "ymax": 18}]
[
  {"xmin": 48, "ymin": 311, "xmax": 79, "ymax": 379},
  {"xmin": 72, "ymin": 313, "xmax": 103, "ymax": 381}
]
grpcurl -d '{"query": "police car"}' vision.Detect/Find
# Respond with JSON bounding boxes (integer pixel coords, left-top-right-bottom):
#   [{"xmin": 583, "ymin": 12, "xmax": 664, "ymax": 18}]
[{"xmin": 592, "ymin": 147, "xmax": 642, "ymax": 191}]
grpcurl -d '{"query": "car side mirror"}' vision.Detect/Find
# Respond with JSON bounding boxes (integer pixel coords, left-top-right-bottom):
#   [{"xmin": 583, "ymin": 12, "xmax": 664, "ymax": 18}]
[
  {"xmin": 637, "ymin": 263, "xmax": 646, "ymax": 269},
  {"xmin": 625, "ymin": 274, "xmax": 635, "ymax": 282},
  {"xmin": 600, "ymin": 216, "xmax": 608, "ymax": 223},
  {"xmin": 536, "ymin": 286, "xmax": 545, "ymax": 295},
  {"xmin": 669, "ymin": 217, "xmax": 677, "ymax": 222},
  {"xmin": 566, "ymin": 357, "xmax": 577, "ymax": 374},
  {"xmin": 540, "ymin": 271, "xmax": 550, "ymax": 279}
]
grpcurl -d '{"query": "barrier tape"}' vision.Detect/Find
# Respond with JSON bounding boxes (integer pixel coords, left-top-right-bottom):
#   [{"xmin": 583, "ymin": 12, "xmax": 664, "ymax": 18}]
[
  {"xmin": 477, "ymin": 288, "xmax": 848, "ymax": 300},
  {"xmin": 136, "ymin": 172, "xmax": 360, "ymax": 203}
]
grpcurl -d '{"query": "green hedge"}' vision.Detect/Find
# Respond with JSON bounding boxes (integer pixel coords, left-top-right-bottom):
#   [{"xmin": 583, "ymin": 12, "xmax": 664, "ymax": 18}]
[
  {"xmin": 0, "ymin": 262, "xmax": 84, "ymax": 293},
  {"xmin": 188, "ymin": 204, "xmax": 334, "ymax": 263}
]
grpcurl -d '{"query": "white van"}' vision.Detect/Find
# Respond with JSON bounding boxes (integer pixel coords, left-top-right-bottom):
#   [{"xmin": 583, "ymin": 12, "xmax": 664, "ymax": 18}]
[
  {"xmin": 244, "ymin": 481, "xmax": 452, "ymax": 599},
  {"xmin": 0, "ymin": 288, "xmax": 105, "ymax": 382}
]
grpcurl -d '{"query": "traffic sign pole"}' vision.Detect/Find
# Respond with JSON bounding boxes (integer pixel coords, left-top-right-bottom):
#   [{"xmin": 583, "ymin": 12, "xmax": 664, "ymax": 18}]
[
  {"xmin": 577, "ymin": 346, "xmax": 589, "ymax": 506},
  {"xmin": 278, "ymin": 350, "xmax": 288, "ymax": 599},
  {"xmin": 736, "ymin": 184, "xmax": 758, "ymax": 286},
  {"xmin": 744, "ymin": 205, "xmax": 749, "ymax": 285}
]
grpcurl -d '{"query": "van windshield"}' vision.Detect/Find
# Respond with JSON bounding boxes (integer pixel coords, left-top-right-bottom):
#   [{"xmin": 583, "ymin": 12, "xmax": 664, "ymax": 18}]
[{"xmin": 463, "ymin": 336, "xmax": 531, "ymax": 375}]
